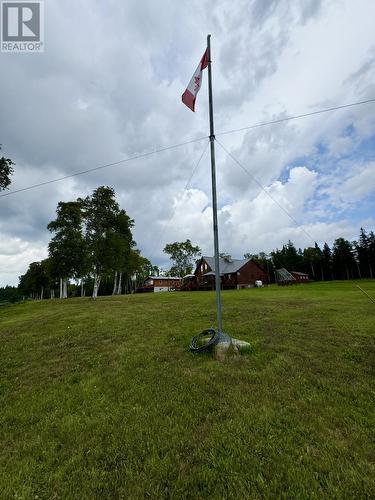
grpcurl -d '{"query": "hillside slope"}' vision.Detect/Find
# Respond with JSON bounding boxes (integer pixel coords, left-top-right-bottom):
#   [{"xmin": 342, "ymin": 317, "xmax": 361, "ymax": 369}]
[{"xmin": 0, "ymin": 282, "xmax": 374, "ymax": 498}]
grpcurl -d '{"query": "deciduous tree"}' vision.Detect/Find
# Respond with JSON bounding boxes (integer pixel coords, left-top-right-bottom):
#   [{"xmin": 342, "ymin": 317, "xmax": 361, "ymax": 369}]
[
  {"xmin": 163, "ymin": 239, "xmax": 201, "ymax": 277},
  {"xmin": 80, "ymin": 186, "xmax": 135, "ymax": 298},
  {"xmin": 48, "ymin": 201, "xmax": 87, "ymax": 298},
  {"xmin": 0, "ymin": 146, "xmax": 14, "ymax": 191}
]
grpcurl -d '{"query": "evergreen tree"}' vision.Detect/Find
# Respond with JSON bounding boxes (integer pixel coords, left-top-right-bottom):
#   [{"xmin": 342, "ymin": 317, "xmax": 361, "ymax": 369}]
[
  {"xmin": 322, "ymin": 242, "xmax": 332, "ymax": 281},
  {"xmin": 270, "ymin": 248, "xmax": 284, "ymax": 270},
  {"xmin": 244, "ymin": 252, "xmax": 273, "ymax": 281},
  {"xmin": 303, "ymin": 243, "xmax": 323, "ymax": 280},
  {"xmin": 367, "ymin": 231, "xmax": 375, "ymax": 279},
  {"xmin": 356, "ymin": 228, "xmax": 373, "ymax": 278},
  {"xmin": 0, "ymin": 285, "xmax": 22, "ymax": 303},
  {"xmin": 332, "ymin": 238, "xmax": 356, "ymax": 280},
  {"xmin": 271, "ymin": 241, "xmax": 303, "ymax": 271}
]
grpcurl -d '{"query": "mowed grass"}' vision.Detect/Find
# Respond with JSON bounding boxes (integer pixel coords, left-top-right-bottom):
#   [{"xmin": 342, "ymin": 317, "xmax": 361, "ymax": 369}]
[{"xmin": 0, "ymin": 282, "xmax": 374, "ymax": 499}]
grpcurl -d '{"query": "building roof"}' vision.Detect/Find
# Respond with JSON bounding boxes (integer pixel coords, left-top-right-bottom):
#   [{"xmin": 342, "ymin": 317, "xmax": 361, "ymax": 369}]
[
  {"xmin": 275, "ymin": 268, "xmax": 295, "ymax": 281},
  {"xmin": 201, "ymin": 256, "xmax": 251, "ymax": 274},
  {"xmin": 148, "ymin": 276, "xmax": 181, "ymax": 280},
  {"xmin": 291, "ymin": 271, "xmax": 309, "ymax": 276},
  {"xmin": 202, "ymin": 271, "xmax": 218, "ymax": 277}
]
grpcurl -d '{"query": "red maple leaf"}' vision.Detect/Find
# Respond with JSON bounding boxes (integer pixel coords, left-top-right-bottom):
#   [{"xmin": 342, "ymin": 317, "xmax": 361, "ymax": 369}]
[{"xmin": 194, "ymin": 75, "xmax": 201, "ymax": 90}]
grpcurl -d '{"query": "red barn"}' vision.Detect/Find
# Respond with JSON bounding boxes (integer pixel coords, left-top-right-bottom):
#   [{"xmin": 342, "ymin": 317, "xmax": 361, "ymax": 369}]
[{"xmin": 183, "ymin": 255, "xmax": 269, "ymax": 290}]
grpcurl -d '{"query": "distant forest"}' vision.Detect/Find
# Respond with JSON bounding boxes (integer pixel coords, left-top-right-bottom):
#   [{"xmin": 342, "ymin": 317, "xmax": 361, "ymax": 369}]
[
  {"xmin": 245, "ymin": 227, "xmax": 375, "ymax": 282},
  {"xmin": 1, "ymin": 226, "xmax": 374, "ymax": 304}
]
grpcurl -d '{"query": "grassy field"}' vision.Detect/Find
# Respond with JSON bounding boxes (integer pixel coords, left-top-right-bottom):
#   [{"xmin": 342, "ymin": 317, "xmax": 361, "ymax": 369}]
[{"xmin": 0, "ymin": 281, "xmax": 374, "ymax": 499}]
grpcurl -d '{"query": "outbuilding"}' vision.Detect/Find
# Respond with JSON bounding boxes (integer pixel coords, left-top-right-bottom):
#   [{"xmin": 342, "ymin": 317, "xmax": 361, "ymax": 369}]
[
  {"xmin": 136, "ymin": 276, "xmax": 182, "ymax": 293},
  {"xmin": 275, "ymin": 268, "xmax": 310, "ymax": 285},
  {"xmin": 291, "ymin": 271, "xmax": 310, "ymax": 283}
]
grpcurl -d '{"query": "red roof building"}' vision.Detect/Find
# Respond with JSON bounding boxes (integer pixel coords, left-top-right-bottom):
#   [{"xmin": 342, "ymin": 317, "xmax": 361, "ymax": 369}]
[{"xmin": 183, "ymin": 255, "xmax": 269, "ymax": 291}]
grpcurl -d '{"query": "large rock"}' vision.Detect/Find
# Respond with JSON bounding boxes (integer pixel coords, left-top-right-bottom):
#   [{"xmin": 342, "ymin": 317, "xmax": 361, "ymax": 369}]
[
  {"xmin": 197, "ymin": 332, "xmax": 251, "ymax": 360},
  {"xmin": 212, "ymin": 339, "xmax": 236, "ymax": 361},
  {"xmin": 231, "ymin": 338, "xmax": 251, "ymax": 353},
  {"xmin": 212, "ymin": 338, "xmax": 250, "ymax": 360}
]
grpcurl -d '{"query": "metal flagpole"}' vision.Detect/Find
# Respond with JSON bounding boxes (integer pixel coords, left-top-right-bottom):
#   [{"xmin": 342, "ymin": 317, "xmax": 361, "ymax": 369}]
[{"xmin": 207, "ymin": 34, "xmax": 223, "ymax": 334}]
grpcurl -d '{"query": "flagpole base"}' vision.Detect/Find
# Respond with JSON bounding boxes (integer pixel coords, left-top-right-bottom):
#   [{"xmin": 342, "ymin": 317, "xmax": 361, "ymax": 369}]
[
  {"xmin": 213, "ymin": 335, "xmax": 251, "ymax": 360},
  {"xmin": 212, "ymin": 337, "xmax": 237, "ymax": 361},
  {"xmin": 189, "ymin": 329, "xmax": 250, "ymax": 360}
]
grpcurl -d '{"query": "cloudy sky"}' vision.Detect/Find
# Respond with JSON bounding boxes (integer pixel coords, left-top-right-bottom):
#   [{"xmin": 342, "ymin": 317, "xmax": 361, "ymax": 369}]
[{"xmin": 1, "ymin": 0, "xmax": 375, "ymax": 286}]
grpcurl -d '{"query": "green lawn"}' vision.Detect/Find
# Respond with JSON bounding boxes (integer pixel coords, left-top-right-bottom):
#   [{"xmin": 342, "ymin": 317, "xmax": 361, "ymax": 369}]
[{"xmin": 0, "ymin": 282, "xmax": 374, "ymax": 499}]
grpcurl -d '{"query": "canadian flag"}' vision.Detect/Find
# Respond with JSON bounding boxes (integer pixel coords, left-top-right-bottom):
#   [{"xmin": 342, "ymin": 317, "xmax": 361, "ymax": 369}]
[{"xmin": 182, "ymin": 49, "xmax": 208, "ymax": 112}]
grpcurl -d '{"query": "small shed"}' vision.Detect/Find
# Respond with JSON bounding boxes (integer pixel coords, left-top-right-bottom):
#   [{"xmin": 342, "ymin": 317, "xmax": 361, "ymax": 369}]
[
  {"xmin": 275, "ymin": 268, "xmax": 310, "ymax": 285},
  {"xmin": 291, "ymin": 271, "xmax": 310, "ymax": 283},
  {"xmin": 275, "ymin": 268, "xmax": 296, "ymax": 286}
]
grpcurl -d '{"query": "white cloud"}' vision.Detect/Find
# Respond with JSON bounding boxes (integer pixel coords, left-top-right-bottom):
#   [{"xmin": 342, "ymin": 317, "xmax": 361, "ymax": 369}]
[
  {"xmin": 146, "ymin": 167, "xmax": 318, "ymax": 260},
  {"xmin": 0, "ymin": 234, "xmax": 47, "ymax": 286},
  {"xmin": 329, "ymin": 161, "xmax": 375, "ymax": 204}
]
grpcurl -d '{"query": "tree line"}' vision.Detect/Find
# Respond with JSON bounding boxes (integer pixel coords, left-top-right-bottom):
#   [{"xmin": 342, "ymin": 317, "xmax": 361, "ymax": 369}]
[
  {"xmin": 18, "ymin": 186, "xmax": 157, "ymax": 300},
  {"xmin": 9, "ymin": 225, "xmax": 375, "ymax": 302},
  {"xmin": 1, "ymin": 146, "xmax": 374, "ymax": 301},
  {"xmin": 2, "ymin": 178, "xmax": 374, "ymax": 303},
  {"xmin": 245, "ymin": 228, "xmax": 375, "ymax": 282}
]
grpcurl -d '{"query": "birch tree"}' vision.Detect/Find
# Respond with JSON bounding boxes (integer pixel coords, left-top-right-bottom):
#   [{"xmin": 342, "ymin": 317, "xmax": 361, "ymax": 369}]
[
  {"xmin": 81, "ymin": 187, "xmax": 134, "ymax": 299},
  {"xmin": 111, "ymin": 209, "xmax": 135, "ymax": 294},
  {"xmin": 47, "ymin": 201, "xmax": 86, "ymax": 299}
]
